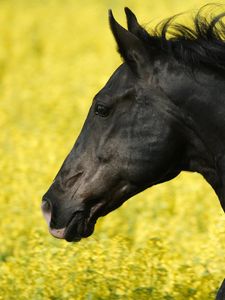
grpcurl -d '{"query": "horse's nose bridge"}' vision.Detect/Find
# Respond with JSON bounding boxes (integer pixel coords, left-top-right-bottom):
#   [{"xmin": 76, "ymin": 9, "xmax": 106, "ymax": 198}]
[
  {"xmin": 56, "ymin": 157, "xmax": 84, "ymax": 188},
  {"xmin": 62, "ymin": 170, "xmax": 84, "ymax": 189}
]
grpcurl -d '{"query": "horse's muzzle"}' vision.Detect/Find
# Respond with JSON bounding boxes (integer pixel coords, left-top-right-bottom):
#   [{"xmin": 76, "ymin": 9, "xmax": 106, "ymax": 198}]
[{"xmin": 41, "ymin": 198, "xmax": 92, "ymax": 241}]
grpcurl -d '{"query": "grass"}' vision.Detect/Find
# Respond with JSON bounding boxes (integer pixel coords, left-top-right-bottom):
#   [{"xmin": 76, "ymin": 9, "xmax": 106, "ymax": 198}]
[{"xmin": 0, "ymin": 0, "xmax": 224, "ymax": 299}]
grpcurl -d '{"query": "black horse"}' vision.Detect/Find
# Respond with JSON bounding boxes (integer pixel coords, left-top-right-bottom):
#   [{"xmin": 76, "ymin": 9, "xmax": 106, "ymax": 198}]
[{"xmin": 42, "ymin": 6, "xmax": 225, "ymax": 299}]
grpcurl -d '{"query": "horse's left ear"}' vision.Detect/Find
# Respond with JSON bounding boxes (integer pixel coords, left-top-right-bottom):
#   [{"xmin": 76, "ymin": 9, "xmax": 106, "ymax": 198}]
[{"xmin": 109, "ymin": 10, "xmax": 150, "ymax": 78}]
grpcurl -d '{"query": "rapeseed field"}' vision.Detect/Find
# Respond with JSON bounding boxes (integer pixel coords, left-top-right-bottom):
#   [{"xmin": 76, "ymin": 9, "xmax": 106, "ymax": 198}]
[{"xmin": 0, "ymin": 0, "xmax": 224, "ymax": 299}]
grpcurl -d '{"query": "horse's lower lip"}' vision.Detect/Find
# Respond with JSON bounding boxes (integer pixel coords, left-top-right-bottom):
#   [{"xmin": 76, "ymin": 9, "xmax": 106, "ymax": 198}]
[{"xmin": 63, "ymin": 211, "xmax": 97, "ymax": 242}]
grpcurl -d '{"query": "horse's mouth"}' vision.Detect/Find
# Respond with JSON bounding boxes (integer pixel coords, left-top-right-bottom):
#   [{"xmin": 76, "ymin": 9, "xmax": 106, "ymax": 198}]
[
  {"xmin": 62, "ymin": 194, "xmax": 130, "ymax": 242},
  {"xmin": 63, "ymin": 211, "xmax": 96, "ymax": 242},
  {"xmin": 51, "ymin": 202, "xmax": 105, "ymax": 242},
  {"xmin": 45, "ymin": 190, "xmax": 129, "ymax": 242}
]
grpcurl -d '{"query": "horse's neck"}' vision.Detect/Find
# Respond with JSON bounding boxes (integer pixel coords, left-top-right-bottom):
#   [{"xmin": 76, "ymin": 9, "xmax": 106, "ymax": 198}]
[{"xmin": 158, "ymin": 63, "xmax": 225, "ymax": 211}]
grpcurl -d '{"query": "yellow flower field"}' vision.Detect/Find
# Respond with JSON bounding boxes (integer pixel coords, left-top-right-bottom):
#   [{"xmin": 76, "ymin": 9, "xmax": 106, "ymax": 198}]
[{"xmin": 0, "ymin": 0, "xmax": 224, "ymax": 299}]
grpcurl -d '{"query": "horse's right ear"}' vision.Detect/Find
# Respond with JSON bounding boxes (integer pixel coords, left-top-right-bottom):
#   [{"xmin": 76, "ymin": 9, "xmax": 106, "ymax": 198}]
[{"xmin": 109, "ymin": 9, "xmax": 150, "ymax": 78}]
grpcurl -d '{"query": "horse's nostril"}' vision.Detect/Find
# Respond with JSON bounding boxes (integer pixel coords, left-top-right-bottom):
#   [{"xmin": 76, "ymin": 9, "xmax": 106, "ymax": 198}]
[
  {"xmin": 42, "ymin": 199, "xmax": 51, "ymax": 213},
  {"xmin": 41, "ymin": 199, "xmax": 52, "ymax": 225}
]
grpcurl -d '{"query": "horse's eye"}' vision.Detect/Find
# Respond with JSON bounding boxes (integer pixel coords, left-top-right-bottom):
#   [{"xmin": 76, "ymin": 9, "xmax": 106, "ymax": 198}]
[{"xmin": 95, "ymin": 104, "xmax": 110, "ymax": 117}]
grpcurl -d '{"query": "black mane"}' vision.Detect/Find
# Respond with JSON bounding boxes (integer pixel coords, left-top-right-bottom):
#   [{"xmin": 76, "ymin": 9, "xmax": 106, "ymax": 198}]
[{"xmin": 136, "ymin": 5, "xmax": 225, "ymax": 74}]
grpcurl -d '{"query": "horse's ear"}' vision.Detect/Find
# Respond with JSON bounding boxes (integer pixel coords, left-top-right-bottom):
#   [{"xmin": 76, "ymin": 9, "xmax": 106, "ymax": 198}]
[
  {"xmin": 109, "ymin": 10, "xmax": 150, "ymax": 77},
  {"xmin": 124, "ymin": 7, "xmax": 141, "ymax": 35},
  {"xmin": 124, "ymin": 7, "xmax": 150, "ymax": 39}
]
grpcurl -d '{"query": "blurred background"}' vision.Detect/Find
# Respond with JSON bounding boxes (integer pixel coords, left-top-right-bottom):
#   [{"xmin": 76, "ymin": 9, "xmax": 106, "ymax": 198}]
[{"xmin": 0, "ymin": 0, "xmax": 224, "ymax": 299}]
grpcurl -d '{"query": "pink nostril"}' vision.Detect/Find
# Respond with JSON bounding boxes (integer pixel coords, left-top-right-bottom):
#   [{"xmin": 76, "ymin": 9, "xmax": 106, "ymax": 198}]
[
  {"xmin": 41, "ymin": 200, "xmax": 66, "ymax": 239},
  {"xmin": 41, "ymin": 200, "xmax": 52, "ymax": 225}
]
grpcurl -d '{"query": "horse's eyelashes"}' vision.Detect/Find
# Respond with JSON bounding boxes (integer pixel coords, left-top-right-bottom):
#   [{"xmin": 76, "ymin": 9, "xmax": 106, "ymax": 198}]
[{"xmin": 95, "ymin": 103, "xmax": 110, "ymax": 117}]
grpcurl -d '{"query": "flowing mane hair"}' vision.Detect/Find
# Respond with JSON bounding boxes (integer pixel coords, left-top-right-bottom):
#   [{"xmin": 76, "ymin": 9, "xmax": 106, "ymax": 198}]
[{"xmin": 134, "ymin": 4, "xmax": 225, "ymax": 74}]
